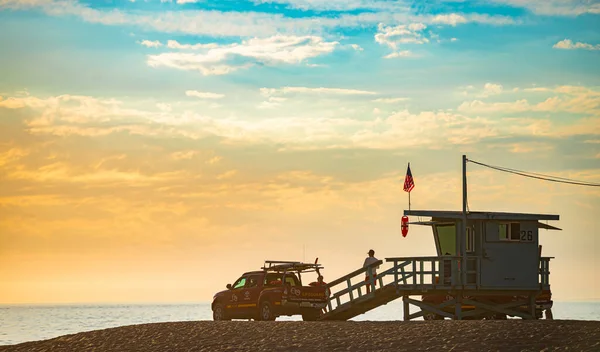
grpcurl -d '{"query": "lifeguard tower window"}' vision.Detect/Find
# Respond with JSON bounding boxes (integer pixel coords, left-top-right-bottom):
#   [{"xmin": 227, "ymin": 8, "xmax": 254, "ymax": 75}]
[
  {"xmin": 466, "ymin": 227, "xmax": 475, "ymax": 253},
  {"xmin": 434, "ymin": 224, "xmax": 456, "ymax": 256},
  {"xmin": 499, "ymin": 222, "xmax": 521, "ymax": 241}
]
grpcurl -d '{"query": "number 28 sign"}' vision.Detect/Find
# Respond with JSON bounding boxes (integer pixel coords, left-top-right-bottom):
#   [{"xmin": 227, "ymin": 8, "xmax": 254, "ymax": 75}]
[{"xmin": 519, "ymin": 230, "xmax": 534, "ymax": 242}]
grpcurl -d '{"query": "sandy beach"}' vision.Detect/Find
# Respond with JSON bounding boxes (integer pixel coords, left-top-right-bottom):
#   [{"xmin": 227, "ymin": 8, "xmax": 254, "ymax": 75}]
[{"xmin": 0, "ymin": 320, "xmax": 598, "ymax": 352}]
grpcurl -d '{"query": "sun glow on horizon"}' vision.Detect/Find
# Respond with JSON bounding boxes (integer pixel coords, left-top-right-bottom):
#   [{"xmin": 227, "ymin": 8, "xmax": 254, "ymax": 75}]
[{"xmin": 0, "ymin": 0, "xmax": 599, "ymax": 305}]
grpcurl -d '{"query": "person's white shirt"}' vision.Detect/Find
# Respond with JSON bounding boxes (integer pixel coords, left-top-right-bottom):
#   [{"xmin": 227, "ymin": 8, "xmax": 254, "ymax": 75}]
[{"xmin": 363, "ymin": 256, "xmax": 379, "ymax": 276}]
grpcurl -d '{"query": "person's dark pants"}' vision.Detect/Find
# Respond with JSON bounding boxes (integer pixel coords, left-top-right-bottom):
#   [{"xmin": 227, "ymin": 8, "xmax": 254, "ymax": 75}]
[{"xmin": 365, "ymin": 274, "xmax": 377, "ymax": 294}]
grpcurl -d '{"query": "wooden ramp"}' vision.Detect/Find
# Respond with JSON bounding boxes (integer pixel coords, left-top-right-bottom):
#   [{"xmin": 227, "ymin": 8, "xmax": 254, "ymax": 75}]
[
  {"xmin": 319, "ymin": 256, "xmax": 549, "ymax": 321},
  {"xmin": 321, "ymin": 284, "xmax": 400, "ymax": 321}
]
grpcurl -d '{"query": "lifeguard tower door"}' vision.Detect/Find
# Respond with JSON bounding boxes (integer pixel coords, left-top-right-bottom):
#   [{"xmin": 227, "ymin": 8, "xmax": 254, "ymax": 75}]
[{"xmin": 480, "ymin": 220, "xmax": 539, "ymax": 289}]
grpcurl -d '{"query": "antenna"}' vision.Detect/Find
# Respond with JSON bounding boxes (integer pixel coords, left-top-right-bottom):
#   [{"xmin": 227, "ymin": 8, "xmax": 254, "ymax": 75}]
[{"xmin": 303, "ymin": 244, "xmax": 305, "ymax": 262}]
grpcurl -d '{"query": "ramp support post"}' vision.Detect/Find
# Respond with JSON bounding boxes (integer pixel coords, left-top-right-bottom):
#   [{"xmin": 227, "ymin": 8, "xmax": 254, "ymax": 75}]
[
  {"xmin": 454, "ymin": 294, "xmax": 462, "ymax": 320},
  {"xmin": 529, "ymin": 294, "xmax": 536, "ymax": 319}
]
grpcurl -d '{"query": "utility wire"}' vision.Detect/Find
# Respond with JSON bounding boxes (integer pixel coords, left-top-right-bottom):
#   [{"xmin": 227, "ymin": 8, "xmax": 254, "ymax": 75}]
[
  {"xmin": 467, "ymin": 159, "xmax": 600, "ymax": 187},
  {"xmin": 477, "ymin": 163, "xmax": 594, "ymax": 183}
]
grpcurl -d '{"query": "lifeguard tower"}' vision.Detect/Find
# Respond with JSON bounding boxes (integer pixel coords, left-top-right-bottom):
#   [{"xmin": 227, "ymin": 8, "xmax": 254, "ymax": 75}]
[
  {"xmin": 319, "ymin": 155, "xmax": 559, "ymax": 320},
  {"xmin": 398, "ymin": 209, "xmax": 557, "ymax": 320}
]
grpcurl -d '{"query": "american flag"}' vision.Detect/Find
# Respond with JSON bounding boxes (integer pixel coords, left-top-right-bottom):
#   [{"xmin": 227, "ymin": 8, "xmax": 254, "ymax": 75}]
[{"xmin": 403, "ymin": 163, "xmax": 414, "ymax": 193}]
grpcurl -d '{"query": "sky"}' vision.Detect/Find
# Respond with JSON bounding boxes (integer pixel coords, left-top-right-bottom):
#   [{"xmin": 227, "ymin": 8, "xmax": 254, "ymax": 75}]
[{"xmin": 0, "ymin": 0, "xmax": 599, "ymax": 305}]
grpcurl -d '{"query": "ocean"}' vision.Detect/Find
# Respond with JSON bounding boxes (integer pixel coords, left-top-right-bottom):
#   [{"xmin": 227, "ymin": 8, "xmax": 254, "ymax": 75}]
[{"xmin": 1, "ymin": 301, "xmax": 598, "ymax": 345}]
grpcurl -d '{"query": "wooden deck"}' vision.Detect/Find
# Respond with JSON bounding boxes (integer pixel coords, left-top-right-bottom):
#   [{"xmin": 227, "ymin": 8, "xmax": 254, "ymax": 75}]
[{"xmin": 320, "ymin": 256, "xmax": 552, "ymax": 321}]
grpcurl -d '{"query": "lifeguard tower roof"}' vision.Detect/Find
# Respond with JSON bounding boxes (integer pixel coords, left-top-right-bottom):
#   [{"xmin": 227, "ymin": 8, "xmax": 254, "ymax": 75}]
[
  {"xmin": 405, "ymin": 210, "xmax": 561, "ymax": 230},
  {"xmin": 404, "ymin": 210, "xmax": 559, "ymax": 221}
]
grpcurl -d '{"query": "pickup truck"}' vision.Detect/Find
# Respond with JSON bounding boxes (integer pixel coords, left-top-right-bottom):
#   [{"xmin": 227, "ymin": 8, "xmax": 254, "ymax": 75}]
[{"xmin": 212, "ymin": 261, "xmax": 329, "ymax": 321}]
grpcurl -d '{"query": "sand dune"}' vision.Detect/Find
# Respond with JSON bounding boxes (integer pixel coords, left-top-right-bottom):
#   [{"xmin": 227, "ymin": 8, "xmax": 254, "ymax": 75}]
[{"xmin": 1, "ymin": 320, "xmax": 598, "ymax": 352}]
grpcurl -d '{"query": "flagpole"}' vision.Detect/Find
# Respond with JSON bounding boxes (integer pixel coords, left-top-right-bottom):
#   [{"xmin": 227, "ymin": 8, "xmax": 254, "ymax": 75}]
[{"xmin": 404, "ymin": 162, "xmax": 414, "ymax": 212}]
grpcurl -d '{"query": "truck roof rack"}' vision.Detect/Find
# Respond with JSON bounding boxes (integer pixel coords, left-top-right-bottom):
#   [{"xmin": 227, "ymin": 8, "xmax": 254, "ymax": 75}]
[{"xmin": 261, "ymin": 260, "xmax": 324, "ymax": 273}]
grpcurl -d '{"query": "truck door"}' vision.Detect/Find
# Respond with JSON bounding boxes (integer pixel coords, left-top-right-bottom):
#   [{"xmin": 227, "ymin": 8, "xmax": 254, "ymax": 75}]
[
  {"xmin": 227, "ymin": 276, "xmax": 247, "ymax": 318},
  {"xmin": 239, "ymin": 274, "xmax": 262, "ymax": 317}
]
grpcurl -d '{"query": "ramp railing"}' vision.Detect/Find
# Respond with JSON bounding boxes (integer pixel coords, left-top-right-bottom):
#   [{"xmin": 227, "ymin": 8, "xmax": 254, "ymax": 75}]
[
  {"xmin": 323, "ymin": 260, "xmax": 384, "ymax": 314},
  {"xmin": 322, "ymin": 256, "xmax": 481, "ymax": 318},
  {"xmin": 385, "ymin": 256, "xmax": 480, "ymax": 289},
  {"xmin": 539, "ymin": 256, "xmax": 552, "ymax": 289}
]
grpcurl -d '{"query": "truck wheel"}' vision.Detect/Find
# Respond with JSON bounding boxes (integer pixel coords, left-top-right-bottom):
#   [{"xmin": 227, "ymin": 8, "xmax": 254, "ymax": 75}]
[
  {"xmin": 545, "ymin": 309, "xmax": 553, "ymax": 320},
  {"xmin": 258, "ymin": 301, "xmax": 276, "ymax": 321},
  {"xmin": 301, "ymin": 309, "xmax": 322, "ymax": 321},
  {"xmin": 213, "ymin": 303, "xmax": 230, "ymax": 321}
]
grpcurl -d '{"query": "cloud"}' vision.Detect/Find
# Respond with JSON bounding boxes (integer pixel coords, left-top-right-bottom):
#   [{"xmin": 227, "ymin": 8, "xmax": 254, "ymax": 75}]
[
  {"xmin": 0, "ymin": 0, "xmax": 328, "ymax": 37},
  {"xmin": 159, "ymin": 0, "xmax": 200, "ymax": 3},
  {"xmin": 257, "ymin": 96, "xmax": 288, "ymax": 109},
  {"xmin": 166, "ymin": 40, "xmax": 220, "ymax": 50},
  {"xmin": 185, "ymin": 90, "xmax": 225, "ymax": 99},
  {"xmin": 0, "ymin": 93, "xmax": 172, "ymax": 138},
  {"xmin": 490, "ymin": 0, "xmax": 600, "ymax": 16},
  {"xmin": 257, "ymin": 100, "xmax": 281, "ymax": 109},
  {"xmin": 170, "ymin": 150, "xmax": 199, "ymax": 160},
  {"xmin": 206, "ymin": 156, "xmax": 222, "ymax": 164},
  {"xmin": 507, "ymin": 142, "xmax": 554, "ymax": 154},
  {"xmin": 457, "ymin": 99, "xmax": 529, "ymax": 114},
  {"xmin": 383, "ymin": 50, "xmax": 415, "ymax": 59},
  {"xmin": 481, "ymin": 83, "xmax": 503, "ymax": 97},
  {"xmin": 458, "ymin": 83, "xmax": 507, "ymax": 97},
  {"xmin": 0, "ymin": 96, "xmax": 28, "ymax": 109},
  {"xmin": 251, "ymin": 0, "xmax": 408, "ymax": 11},
  {"xmin": 156, "ymin": 103, "xmax": 172, "ymax": 112},
  {"xmin": 147, "ymin": 35, "xmax": 338, "ymax": 75},
  {"xmin": 372, "ymin": 97, "xmax": 409, "ymax": 103},
  {"xmin": 2, "ymin": 88, "xmax": 600, "ymax": 157},
  {"xmin": 139, "ymin": 40, "xmax": 162, "ymax": 48},
  {"xmin": 426, "ymin": 13, "xmax": 517, "ymax": 26},
  {"xmin": 0, "ymin": 94, "xmax": 132, "ymax": 120},
  {"xmin": 147, "ymin": 53, "xmax": 246, "ymax": 75},
  {"xmin": 553, "ymin": 39, "xmax": 600, "ymax": 51},
  {"xmin": 0, "ymin": 147, "xmax": 30, "ymax": 167},
  {"xmin": 260, "ymin": 87, "xmax": 377, "ymax": 97},
  {"xmin": 351, "ymin": 44, "xmax": 364, "ymax": 51},
  {"xmin": 375, "ymin": 23, "xmax": 429, "ymax": 49},
  {"xmin": 429, "ymin": 13, "xmax": 468, "ymax": 26},
  {"xmin": 0, "ymin": 91, "xmax": 492, "ymax": 149},
  {"xmin": 246, "ymin": 0, "xmax": 524, "ymax": 27},
  {"xmin": 372, "ymin": 14, "xmax": 513, "ymax": 59},
  {"xmin": 0, "ymin": 1, "xmax": 519, "ymax": 38},
  {"xmin": 457, "ymin": 85, "xmax": 600, "ymax": 116},
  {"xmin": 375, "ymin": 23, "xmax": 432, "ymax": 58},
  {"xmin": 216, "ymin": 170, "xmax": 237, "ymax": 180},
  {"xmin": 6, "ymin": 161, "xmax": 185, "ymax": 184}
]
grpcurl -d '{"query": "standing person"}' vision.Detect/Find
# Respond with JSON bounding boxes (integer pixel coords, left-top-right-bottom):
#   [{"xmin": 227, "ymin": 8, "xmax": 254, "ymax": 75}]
[{"xmin": 363, "ymin": 249, "xmax": 379, "ymax": 294}]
